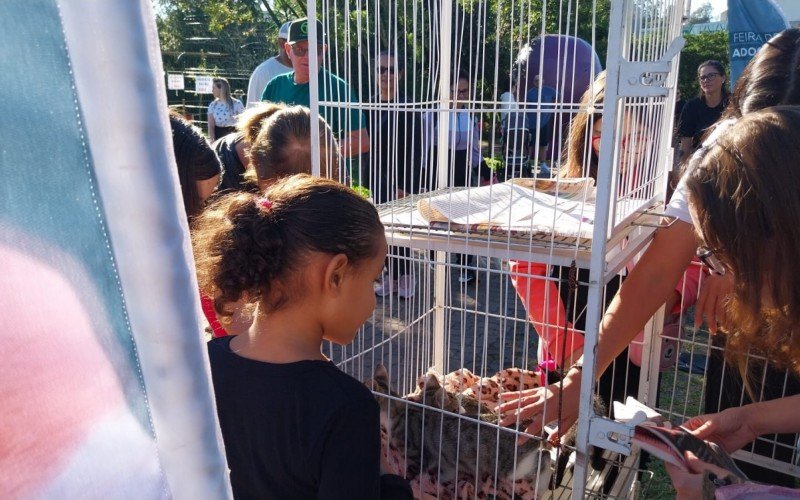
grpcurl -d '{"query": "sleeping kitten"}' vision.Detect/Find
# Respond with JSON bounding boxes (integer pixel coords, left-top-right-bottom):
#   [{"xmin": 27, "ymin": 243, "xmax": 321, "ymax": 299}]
[{"xmin": 366, "ymin": 364, "xmax": 554, "ymax": 491}]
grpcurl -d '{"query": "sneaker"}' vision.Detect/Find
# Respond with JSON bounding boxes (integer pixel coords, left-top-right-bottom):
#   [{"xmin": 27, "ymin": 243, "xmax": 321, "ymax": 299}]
[
  {"xmin": 677, "ymin": 352, "xmax": 708, "ymax": 375},
  {"xmin": 459, "ymin": 269, "xmax": 476, "ymax": 284},
  {"xmin": 374, "ymin": 275, "xmax": 395, "ymax": 297},
  {"xmin": 397, "ymin": 274, "xmax": 416, "ymax": 299}
]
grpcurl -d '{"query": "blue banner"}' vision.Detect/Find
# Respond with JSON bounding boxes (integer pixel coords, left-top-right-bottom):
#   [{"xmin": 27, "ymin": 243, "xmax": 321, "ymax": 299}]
[{"xmin": 727, "ymin": 0, "xmax": 789, "ymax": 87}]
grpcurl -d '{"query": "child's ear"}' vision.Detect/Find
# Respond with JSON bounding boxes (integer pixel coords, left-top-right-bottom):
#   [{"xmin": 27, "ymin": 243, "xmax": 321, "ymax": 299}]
[{"xmin": 324, "ymin": 253, "xmax": 349, "ymax": 293}]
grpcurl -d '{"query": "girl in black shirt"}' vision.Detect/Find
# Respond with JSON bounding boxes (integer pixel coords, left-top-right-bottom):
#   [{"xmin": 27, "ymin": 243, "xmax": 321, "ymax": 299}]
[{"xmin": 193, "ymin": 175, "xmax": 412, "ymax": 499}]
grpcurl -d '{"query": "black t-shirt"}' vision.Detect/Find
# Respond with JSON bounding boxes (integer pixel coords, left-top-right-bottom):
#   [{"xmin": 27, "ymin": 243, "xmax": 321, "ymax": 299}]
[
  {"xmin": 364, "ymin": 94, "xmax": 424, "ymax": 203},
  {"xmin": 213, "ymin": 133, "xmax": 249, "ymax": 192},
  {"xmin": 207, "ymin": 337, "xmax": 411, "ymax": 500},
  {"xmin": 677, "ymin": 96, "xmax": 728, "ymax": 150}
]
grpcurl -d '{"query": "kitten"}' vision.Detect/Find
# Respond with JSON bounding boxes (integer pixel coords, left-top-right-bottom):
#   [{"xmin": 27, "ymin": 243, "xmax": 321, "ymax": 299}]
[{"xmin": 367, "ymin": 364, "xmax": 554, "ymax": 490}]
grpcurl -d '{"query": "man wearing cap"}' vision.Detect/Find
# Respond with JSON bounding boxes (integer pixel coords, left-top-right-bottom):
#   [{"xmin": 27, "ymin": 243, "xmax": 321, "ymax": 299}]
[
  {"xmin": 246, "ymin": 21, "xmax": 293, "ymax": 107},
  {"xmin": 261, "ymin": 18, "xmax": 369, "ymax": 158}
]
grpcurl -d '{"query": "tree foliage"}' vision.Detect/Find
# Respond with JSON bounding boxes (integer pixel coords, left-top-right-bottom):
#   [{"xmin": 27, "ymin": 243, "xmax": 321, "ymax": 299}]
[
  {"xmin": 688, "ymin": 2, "xmax": 713, "ymax": 25},
  {"xmin": 157, "ymin": 0, "xmax": 298, "ymax": 79},
  {"xmin": 156, "ymin": 0, "xmax": 612, "ymax": 103},
  {"xmin": 678, "ymin": 30, "xmax": 728, "ymax": 100}
]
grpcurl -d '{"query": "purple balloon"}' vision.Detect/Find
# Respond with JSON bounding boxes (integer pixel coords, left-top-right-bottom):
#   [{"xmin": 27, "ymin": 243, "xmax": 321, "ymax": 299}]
[{"xmin": 522, "ymin": 34, "xmax": 602, "ymax": 103}]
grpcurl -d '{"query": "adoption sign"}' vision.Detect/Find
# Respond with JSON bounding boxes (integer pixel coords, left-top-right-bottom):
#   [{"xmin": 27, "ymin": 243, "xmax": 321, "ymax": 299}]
[
  {"xmin": 194, "ymin": 75, "xmax": 214, "ymax": 94},
  {"xmin": 167, "ymin": 73, "xmax": 184, "ymax": 90},
  {"xmin": 727, "ymin": 0, "xmax": 788, "ymax": 87}
]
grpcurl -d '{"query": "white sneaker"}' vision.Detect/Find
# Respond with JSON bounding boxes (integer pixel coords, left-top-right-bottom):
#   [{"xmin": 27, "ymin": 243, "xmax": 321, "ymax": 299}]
[
  {"xmin": 374, "ymin": 275, "xmax": 395, "ymax": 297},
  {"xmin": 397, "ymin": 274, "xmax": 416, "ymax": 299}
]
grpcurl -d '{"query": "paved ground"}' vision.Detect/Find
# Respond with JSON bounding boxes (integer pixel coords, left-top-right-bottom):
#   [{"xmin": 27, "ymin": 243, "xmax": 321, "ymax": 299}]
[{"xmin": 332, "ymin": 253, "xmax": 537, "ymax": 392}]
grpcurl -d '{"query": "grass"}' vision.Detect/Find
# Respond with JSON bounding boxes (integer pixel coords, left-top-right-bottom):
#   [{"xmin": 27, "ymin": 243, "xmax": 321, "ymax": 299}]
[{"xmin": 639, "ymin": 319, "xmax": 709, "ymax": 498}]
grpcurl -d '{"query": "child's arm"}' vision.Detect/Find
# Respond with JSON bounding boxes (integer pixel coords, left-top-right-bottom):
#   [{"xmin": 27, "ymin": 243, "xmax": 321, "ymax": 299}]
[
  {"xmin": 317, "ymin": 398, "xmax": 412, "ymax": 499},
  {"xmin": 507, "ymin": 259, "xmax": 583, "ymax": 367}
]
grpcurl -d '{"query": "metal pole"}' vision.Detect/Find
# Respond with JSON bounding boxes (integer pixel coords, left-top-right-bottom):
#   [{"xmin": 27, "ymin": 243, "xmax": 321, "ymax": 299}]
[
  {"xmin": 571, "ymin": 0, "xmax": 629, "ymax": 496},
  {"xmin": 307, "ymin": 5, "xmax": 321, "ymax": 178},
  {"xmin": 432, "ymin": 0, "xmax": 453, "ymax": 373}
]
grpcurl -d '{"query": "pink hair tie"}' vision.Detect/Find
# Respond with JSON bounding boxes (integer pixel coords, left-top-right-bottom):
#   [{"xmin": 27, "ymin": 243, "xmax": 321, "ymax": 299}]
[
  {"xmin": 537, "ymin": 360, "xmax": 558, "ymax": 374},
  {"xmin": 256, "ymin": 197, "xmax": 273, "ymax": 210}
]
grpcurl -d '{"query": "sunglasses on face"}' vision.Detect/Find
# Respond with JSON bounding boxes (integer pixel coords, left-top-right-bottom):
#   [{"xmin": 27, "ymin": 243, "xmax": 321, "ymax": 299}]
[
  {"xmin": 290, "ymin": 44, "xmax": 323, "ymax": 57},
  {"xmin": 454, "ymin": 88, "xmax": 469, "ymax": 96},
  {"xmin": 697, "ymin": 246, "xmax": 726, "ymax": 276},
  {"xmin": 378, "ymin": 66, "xmax": 397, "ymax": 75},
  {"xmin": 699, "ymin": 72, "xmax": 721, "ymax": 82}
]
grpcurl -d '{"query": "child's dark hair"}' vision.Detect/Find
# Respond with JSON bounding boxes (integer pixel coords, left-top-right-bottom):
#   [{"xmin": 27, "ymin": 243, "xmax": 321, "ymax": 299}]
[
  {"xmin": 192, "ymin": 174, "xmax": 384, "ymax": 315},
  {"xmin": 247, "ymin": 105, "xmax": 340, "ymax": 187},
  {"xmin": 168, "ymin": 110, "xmax": 222, "ymax": 219}
]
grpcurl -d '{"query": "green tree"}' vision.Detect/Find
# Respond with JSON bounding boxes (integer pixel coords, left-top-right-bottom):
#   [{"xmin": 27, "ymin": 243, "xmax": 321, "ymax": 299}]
[
  {"xmin": 678, "ymin": 30, "xmax": 728, "ymax": 100},
  {"xmin": 688, "ymin": 2, "xmax": 713, "ymax": 24},
  {"xmin": 156, "ymin": 0, "xmax": 616, "ymax": 116}
]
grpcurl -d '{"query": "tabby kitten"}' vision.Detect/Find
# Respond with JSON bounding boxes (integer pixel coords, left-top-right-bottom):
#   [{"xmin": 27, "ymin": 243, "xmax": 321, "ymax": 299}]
[{"xmin": 367, "ymin": 365, "xmax": 554, "ymax": 489}]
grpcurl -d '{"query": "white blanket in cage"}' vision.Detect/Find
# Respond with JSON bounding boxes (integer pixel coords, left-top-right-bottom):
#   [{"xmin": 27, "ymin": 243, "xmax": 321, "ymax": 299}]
[{"xmin": 417, "ymin": 178, "xmax": 597, "ymax": 240}]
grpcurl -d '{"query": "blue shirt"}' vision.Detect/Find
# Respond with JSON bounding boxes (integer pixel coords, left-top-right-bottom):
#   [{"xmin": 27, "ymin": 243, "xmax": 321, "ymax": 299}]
[{"xmin": 525, "ymin": 85, "xmax": 557, "ymax": 129}]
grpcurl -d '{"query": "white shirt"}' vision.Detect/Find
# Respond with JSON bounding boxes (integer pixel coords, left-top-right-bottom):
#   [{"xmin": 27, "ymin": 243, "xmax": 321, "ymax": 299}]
[
  {"xmin": 665, "ymin": 178, "xmax": 691, "ymax": 223},
  {"xmin": 208, "ymin": 99, "xmax": 244, "ymax": 127},
  {"xmin": 246, "ymin": 56, "xmax": 293, "ymax": 106},
  {"xmin": 665, "ymin": 118, "xmax": 738, "ymax": 224},
  {"xmin": 499, "ymin": 91, "xmax": 518, "ymax": 125}
]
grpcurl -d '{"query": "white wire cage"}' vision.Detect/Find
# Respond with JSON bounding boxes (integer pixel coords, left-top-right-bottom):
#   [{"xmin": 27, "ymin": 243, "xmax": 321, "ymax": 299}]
[{"xmin": 295, "ymin": 0, "xmax": 800, "ymax": 497}]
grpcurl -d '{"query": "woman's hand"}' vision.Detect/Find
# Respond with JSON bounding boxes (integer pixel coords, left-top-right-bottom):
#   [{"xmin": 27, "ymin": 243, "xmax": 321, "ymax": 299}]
[
  {"xmin": 666, "ymin": 451, "xmax": 735, "ymax": 500},
  {"xmin": 694, "ymin": 272, "xmax": 734, "ymax": 332},
  {"xmin": 496, "ymin": 374, "xmax": 581, "ymax": 443},
  {"xmin": 682, "ymin": 407, "xmax": 759, "ymax": 453}
]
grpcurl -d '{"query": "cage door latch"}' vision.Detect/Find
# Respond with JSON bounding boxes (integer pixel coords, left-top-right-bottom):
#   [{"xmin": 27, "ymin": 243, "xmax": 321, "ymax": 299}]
[
  {"xmin": 617, "ymin": 37, "xmax": 686, "ymax": 97},
  {"xmin": 587, "ymin": 416, "xmax": 636, "ymax": 455}
]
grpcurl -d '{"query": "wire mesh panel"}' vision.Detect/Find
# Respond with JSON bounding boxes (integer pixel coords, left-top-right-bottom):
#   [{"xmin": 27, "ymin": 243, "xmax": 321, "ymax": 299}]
[{"xmin": 306, "ymin": 0, "xmax": 691, "ymax": 497}]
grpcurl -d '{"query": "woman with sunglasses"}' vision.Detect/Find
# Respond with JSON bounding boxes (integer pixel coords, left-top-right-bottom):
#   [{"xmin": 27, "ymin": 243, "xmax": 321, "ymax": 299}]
[
  {"xmin": 366, "ymin": 51, "xmax": 423, "ymax": 298},
  {"xmin": 423, "ymin": 70, "xmax": 491, "ymax": 283},
  {"xmin": 677, "ymin": 60, "xmax": 729, "ymax": 167},
  {"xmin": 666, "ymin": 106, "xmax": 800, "ymax": 499},
  {"xmin": 500, "ymin": 29, "xmax": 800, "ymax": 488}
]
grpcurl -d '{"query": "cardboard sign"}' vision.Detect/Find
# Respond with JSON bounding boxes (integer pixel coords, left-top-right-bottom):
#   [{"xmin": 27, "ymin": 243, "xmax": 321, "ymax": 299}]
[
  {"xmin": 167, "ymin": 73, "xmax": 184, "ymax": 90},
  {"xmin": 195, "ymin": 75, "xmax": 213, "ymax": 94}
]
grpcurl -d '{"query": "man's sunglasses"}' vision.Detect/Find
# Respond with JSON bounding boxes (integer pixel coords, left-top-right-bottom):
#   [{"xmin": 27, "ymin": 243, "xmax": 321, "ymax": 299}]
[
  {"xmin": 378, "ymin": 66, "xmax": 397, "ymax": 75},
  {"xmin": 290, "ymin": 44, "xmax": 324, "ymax": 57}
]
